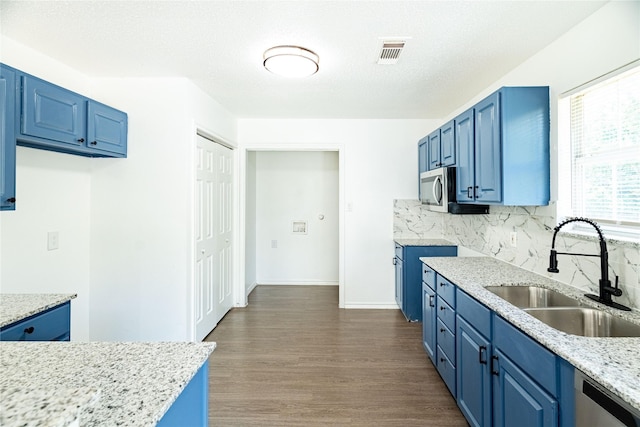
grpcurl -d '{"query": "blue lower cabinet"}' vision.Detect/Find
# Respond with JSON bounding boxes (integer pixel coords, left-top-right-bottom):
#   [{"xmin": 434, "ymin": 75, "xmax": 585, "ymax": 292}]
[
  {"xmin": 456, "ymin": 316, "xmax": 492, "ymax": 427},
  {"xmin": 437, "ymin": 345, "xmax": 456, "ymax": 396},
  {"xmin": 492, "ymin": 348, "xmax": 558, "ymax": 427},
  {"xmin": 157, "ymin": 361, "xmax": 209, "ymax": 427},
  {"xmin": 0, "ymin": 302, "xmax": 71, "ymax": 341},
  {"xmin": 394, "ymin": 244, "xmax": 456, "ymax": 321},
  {"xmin": 422, "ymin": 282, "xmax": 436, "ymax": 363}
]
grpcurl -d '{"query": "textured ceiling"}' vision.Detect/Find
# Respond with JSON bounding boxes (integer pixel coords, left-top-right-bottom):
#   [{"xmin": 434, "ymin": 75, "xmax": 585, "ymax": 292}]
[{"xmin": 0, "ymin": 1, "xmax": 607, "ymax": 119}]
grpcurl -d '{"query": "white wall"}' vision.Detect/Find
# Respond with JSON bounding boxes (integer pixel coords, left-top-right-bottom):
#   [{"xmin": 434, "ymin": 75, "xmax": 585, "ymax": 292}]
[
  {"xmin": 395, "ymin": 1, "xmax": 640, "ymax": 308},
  {"xmin": 0, "ymin": 37, "xmax": 94, "ymax": 341},
  {"xmin": 0, "ymin": 36, "xmax": 238, "ymax": 342},
  {"xmin": 89, "ymin": 77, "xmax": 237, "ymax": 341},
  {"xmin": 254, "ymin": 151, "xmax": 338, "ymax": 285},
  {"xmin": 245, "ymin": 151, "xmax": 257, "ymax": 295},
  {"xmin": 238, "ymin": 119, "xmax": 438, "ymax": 307}
]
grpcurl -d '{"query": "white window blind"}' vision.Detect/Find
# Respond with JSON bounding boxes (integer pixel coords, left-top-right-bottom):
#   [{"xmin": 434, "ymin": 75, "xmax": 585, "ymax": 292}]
[{"xmin": 568, "ymin": 66, "xmax": 640, "ymax": 229}]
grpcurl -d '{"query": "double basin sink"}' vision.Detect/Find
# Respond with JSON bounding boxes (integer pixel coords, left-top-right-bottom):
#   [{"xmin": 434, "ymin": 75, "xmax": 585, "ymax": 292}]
[{"xmin": 485, "ymin": 286, "xmax": 640, "ymax": 338}]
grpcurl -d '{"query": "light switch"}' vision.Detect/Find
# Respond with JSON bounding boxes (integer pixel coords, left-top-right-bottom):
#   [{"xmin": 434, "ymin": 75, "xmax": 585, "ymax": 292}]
[{"xmin": 47, "ymin": 231, "xmax": 59, "ymax": 251}]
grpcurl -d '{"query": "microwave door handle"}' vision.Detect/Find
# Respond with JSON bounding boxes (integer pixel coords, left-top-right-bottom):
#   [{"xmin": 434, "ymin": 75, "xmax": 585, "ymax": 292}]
[{"xmin": 433, "ymin": 176, "xmax": 443, "ymax": 204}]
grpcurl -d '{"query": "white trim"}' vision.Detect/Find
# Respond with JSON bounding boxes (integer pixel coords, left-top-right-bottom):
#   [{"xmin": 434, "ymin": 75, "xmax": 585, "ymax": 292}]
[
  {"xmin": 256, "ymin": 281, "xmax": 339, "ymax": 286},
  {"xmin": 560, "ymin": 59, "xmax": 640, "ymax": 98},
  {"xmin": 344, "ymin": 304, "xmax": 400, "ymax": 310},
  {"xmin": 239, "ymin": 142, "xmax": 346, "ymax": 308},
  {"xmin": 245, "ymin": 281, "xmax": 257, "ymax": 299}
]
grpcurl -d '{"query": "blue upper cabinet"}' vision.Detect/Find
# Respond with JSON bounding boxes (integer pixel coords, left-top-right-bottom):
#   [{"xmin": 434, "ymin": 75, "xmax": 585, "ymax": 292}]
[
  {"xmin": 0, "ymin": 65, "xmax": 17, "ymax": 211},
  {"xmin": 427, "ymin": 129, "xmax": 441, "ymax": 170},
  {"xmin": 455, "ymin": 108, "xmax": 474, "ymax": 203},
  {"xmin": 427, "ymin": 121, "xmax": 456, "ymax": 170},
  {"xmin": 418, "ymin": 136, "xmax": 429, "ymax": 199},
  {"xmin": 439, "ymin": 120, "xmax": 455, "ymax": 168},
  {"xmin": 87, "ymin": 100, "xmax": 128, "ymax": 155},
  {"xmin": 8, "ymin": 65, "xmax": 127, "ymax": 158},
  {"xmin": 456, "ymin": 87, "xmax": 550, "ymax": 206},
  {"xmin": 22, "ymin": 75, "xmax": 87, "ymax": 147}
]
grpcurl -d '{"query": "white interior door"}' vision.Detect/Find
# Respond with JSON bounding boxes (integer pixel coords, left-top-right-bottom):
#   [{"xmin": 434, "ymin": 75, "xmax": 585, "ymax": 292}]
[{"xmin": 195, "ymin": 134, "xmax": 233, "ymax": 341}]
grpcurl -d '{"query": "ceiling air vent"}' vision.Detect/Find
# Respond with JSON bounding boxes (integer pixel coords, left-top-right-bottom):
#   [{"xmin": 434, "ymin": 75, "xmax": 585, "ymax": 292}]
[{"xmin": 377, "ymin": 40, "xmax": 405, "ymax": 65}]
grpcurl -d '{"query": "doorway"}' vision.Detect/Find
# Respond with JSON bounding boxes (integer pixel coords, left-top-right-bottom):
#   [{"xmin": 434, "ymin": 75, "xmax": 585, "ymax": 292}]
[{"xmin": 244, "ymin": 149, "xmax": 341, "ymax": 302}]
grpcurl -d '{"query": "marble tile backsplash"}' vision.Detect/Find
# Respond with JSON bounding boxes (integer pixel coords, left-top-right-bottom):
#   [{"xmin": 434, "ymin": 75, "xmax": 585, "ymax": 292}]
[{"xmin": 394, "ymin": 199, "xmax": 640, "ymax": 310}]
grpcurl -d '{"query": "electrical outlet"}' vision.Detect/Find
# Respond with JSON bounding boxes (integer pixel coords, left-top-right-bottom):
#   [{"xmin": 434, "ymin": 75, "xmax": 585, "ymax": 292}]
[
  {"xmin": 47, "ymin": 231, "xmax": 59, "ymax": 251},
  {"xmin": 509, "ymin": 232, "xmax": 517, "ymax": 248}
]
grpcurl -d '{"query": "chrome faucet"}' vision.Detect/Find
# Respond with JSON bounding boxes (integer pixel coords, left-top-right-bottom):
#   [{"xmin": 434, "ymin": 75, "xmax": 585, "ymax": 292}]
[{"xmin": 547, "ymin": 217, "xmax": 630, "ymax": 311}]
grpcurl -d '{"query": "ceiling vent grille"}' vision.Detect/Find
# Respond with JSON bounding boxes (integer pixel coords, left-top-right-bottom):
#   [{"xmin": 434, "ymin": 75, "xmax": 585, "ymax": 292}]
[{"xmin": 377, "ymin": 41, "xmax": 405, "ymax": 65}]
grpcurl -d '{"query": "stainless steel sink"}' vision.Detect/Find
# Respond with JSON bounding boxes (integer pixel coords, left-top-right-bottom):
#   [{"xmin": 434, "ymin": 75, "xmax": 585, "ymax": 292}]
[
  {"xmin": 524, "ymin": 307, "xmax": 640, "ymax": 337},
  {"xmin": 485, "ymin": 286, "xmax": 581, "ymax": 308}
]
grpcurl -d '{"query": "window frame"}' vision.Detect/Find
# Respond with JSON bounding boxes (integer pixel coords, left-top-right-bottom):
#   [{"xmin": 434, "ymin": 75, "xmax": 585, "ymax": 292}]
[{"xmin": 557, "ymin": 59, "xmax": 640, "ymax": 243}]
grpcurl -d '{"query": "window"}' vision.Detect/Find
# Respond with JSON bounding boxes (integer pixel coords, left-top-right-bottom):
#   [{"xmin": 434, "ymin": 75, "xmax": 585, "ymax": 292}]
[{"xmin": 558, "ymin": 62, "xmax": 640, "ymax": 240}]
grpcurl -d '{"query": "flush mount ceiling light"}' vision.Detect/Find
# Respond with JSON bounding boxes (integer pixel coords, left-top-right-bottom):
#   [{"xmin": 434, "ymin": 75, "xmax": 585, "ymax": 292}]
[{"xmin": 263, "ymin": 45, "xmax": 319, "ymax": 78}]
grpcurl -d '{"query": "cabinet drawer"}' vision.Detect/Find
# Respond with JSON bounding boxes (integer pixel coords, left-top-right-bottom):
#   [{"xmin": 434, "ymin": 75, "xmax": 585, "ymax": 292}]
[
  {"xmin": 437, "ymin": 275, "xmax": 456, "ymax": 307},
  {"xmin": 457, "ymin": 289, "xmax": 491, "ymax": 338},
  {"xmin": 395, "ymin": 244, "xmax": 403, "ymax": 260},
  {"xmin": 437, "ymin": 346, "xmax": 456, "ymax": 397},
  {"xmin": 437, "ymin": 298, "xmax": 455, "ymax": 332},
  {"xmin": 422, "ymin": 263, "xmax": 436, "ymax": 290},
  {"xmin": 0, "ymin": 302, "xmax": 70, "ymax": 341},
  {"xmin": 437, "ymin": 318, "xmax": 455, "ymax": 363},
  {"xmin": 494, "ymin": 315, "xmax": 557, "ymax": 395}
]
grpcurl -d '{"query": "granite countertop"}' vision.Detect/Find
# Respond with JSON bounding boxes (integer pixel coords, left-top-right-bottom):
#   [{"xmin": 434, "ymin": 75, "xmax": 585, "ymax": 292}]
[
  {"xmin": 394, "ymin": 238, "xmax": 455, "ymax": 247},
  {"xmin": 419, "ymin": 256, "xmax": 640, "ymax": 411},
  {"xmin": 0, "ymin": 293, "xmax": 77, "ymax": 328},
  {"xmin": 0, "ymin": 341, "xmax": 216, "ymax": 427}
]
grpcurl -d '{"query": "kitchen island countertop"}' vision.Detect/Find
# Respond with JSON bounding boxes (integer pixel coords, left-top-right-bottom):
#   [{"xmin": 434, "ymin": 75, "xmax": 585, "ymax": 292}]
[
  {"xmin": 394, "ymin": 238, "xmax": 455, "ymax": 247},
  {"xmin": 0, "ymin": 293, "xmax": 77, "ymax": 328},
  {"xmin": 420, "ymin": 255, "xmax": 640, "ymax": 411},
  {"xmin": 0, "ymin": 341, "xmax": 216, "ymax": 427}
]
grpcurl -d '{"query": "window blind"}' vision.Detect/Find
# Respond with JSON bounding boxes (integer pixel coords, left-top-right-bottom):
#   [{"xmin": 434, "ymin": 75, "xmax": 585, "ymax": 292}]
[{"xmin": 569, "ymin": 67, "xmax": 640, "ymax": 227}]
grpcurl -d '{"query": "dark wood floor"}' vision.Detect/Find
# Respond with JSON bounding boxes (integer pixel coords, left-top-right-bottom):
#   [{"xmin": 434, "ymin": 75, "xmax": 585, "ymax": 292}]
[{"xmin": 205, "ymin": 285, "xmax": 468, "ymax": 426}]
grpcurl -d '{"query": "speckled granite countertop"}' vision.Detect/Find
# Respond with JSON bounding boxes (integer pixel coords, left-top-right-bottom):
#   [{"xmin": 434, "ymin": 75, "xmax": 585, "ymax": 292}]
[
  {"xmin": 394, "ymin": 238, "xmax": 455, "ymax": 246},
  {"xmin": 0, "ymin": 341, "xmax": 216, "ymax": 427},
  {"xmin": 420, "ymin": 256, "xmax": 640, "ymax": 411},
  {"xmin": 0, "ymin": 294, "xmax": 77, "ymax": 328}
]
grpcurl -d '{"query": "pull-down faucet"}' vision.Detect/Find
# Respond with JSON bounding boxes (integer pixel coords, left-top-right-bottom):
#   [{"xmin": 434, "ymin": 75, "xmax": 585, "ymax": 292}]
[{"xmin": 548, "ymin": 217, "xmax": 630, "ymax": 311}]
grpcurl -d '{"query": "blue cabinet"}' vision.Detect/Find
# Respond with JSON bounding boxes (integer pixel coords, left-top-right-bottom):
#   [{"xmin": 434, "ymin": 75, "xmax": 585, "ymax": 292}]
[
  {"xmin": 456, "ymin": 86, "xmax": 550, "ymax": 206},
  {"xmin": 422, "ymin": 282, "xmax": 436, "ymax": 363},
  {"xmin": 394, "ymin": 243, "xmax": 457, "ymax": 322},
  {"xmin": 0, "ymin": 65, "xmax": 17, "ymax": 211},
  {"xmin": 0, "ymin": 64, "xmax": 127, "ymax": 159},
  {"xmin": 426, "ymin": 120, "xmax": 455, "ymax": 171},
  {"xmin": 18, "ymin": 72, "xmax": 127, "ymax": 157},
  {"xmin": 157, "ymin": 361, "xmax": 209, "ymax": 427},
  {"xmin": 0, "ymin": 301, "xmax": 71, "ymax": 341},
  {"xmin": 456, "ymin": 290, "xmax": 492, "ymax": 427},
  {"xmin": 455, "ymin": 108, "xmax": 475, "ymax": 203},
  {"xmin": 418, "ymin": 136, "xmax": 428, "ymax": 199}
]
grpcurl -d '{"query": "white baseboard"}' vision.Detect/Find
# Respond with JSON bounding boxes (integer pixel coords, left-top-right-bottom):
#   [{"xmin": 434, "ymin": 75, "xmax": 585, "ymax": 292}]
[
  {"xmin": 246, "ymin": 282, "xmax": 257, "ymax": 297},
  {"xmin": 343, "ymin": 304, "xmax": 400, "ymax": 309},
  {"xmin": 256, "ymin": 281, "xmax": 339, "ymax": 286}
]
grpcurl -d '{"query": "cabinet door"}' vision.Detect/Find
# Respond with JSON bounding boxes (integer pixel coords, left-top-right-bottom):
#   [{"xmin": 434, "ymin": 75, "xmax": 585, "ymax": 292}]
[
  {"xmin": 87, "ymin": 100, "xmax": 127, "ymax": 157},
  {"xmin": 0, "ymin": 65, "xmax": 16, "ymax": 210},
  {"xmin": 440, "ymin": 120, "xmax": 455, "ymax": 167},
  {"xmin": 21, "ymin": 75, "xmax": 86, "ymax": 146},
  {"xmin": 455, "ymin": 108, "xmax": 475, "ymax": 202},
  {"xmin": 418, "ymin": 138, "xmax": 428, "ymax": 200},
  {"xmin": 492, "ymin": 349, "xmax": 558, "ymax": 427},
  {"xmin": 427, "ymin": 130, "xmax": 441, "ymax": 170},
  {"xmin": 422, "ymin": 283, "xmax": 436, "ymax": 363},
  {"xmin": 474, "ymin": 92, "xmax": 502, "ymax": 203},
  {"xmin": 457, "ymin": 316, "xmax": 492, "ymax": 427}
]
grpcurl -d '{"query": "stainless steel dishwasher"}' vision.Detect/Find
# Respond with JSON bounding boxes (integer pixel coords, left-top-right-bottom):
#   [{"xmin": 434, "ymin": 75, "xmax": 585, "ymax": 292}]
[{"xmin": 575, "ymin": 369, "xmax": 640, "ymax": 427}]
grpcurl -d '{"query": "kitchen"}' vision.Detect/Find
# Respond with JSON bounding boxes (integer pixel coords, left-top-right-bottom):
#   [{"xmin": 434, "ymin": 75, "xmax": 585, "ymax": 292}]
[{"xmin": 0, "ymin": 1, "xmax": 639, "ymax": 426}]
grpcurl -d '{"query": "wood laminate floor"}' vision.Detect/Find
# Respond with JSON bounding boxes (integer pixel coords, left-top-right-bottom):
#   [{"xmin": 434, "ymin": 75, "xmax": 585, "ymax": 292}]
[{"xmin": 205, "ymin": 285, "xmax": 468, "ymax": 426}]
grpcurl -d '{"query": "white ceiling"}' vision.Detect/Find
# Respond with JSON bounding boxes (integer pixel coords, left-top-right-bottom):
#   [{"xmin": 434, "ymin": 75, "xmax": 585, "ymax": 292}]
[{"xmin": 0, "ymin": 1, "xmax": 608, "ymax": 119}]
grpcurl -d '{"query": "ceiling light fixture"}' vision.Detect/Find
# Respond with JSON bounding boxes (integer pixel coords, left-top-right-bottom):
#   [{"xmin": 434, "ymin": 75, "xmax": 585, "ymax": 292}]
[{"xmin": 263, "ymin": 45, "xmax": 319, "ymax": 78}]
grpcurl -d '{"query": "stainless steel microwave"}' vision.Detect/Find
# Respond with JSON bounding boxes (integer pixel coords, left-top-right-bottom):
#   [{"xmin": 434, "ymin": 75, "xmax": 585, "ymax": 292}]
[
  {"xmin": 420, "ymin": 167, "xmax": 454, "ymax": 212},
  {"xmin": 420, "ymin": 167, "xmax": 489, "ymax": 214}
]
